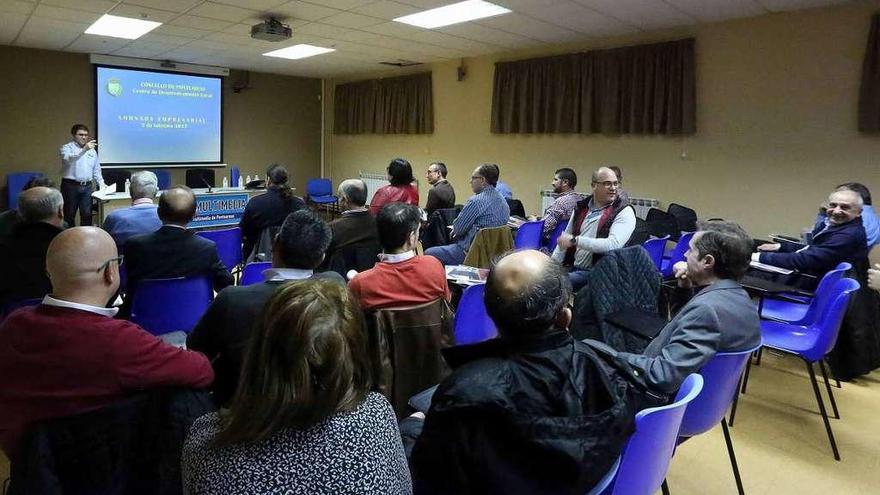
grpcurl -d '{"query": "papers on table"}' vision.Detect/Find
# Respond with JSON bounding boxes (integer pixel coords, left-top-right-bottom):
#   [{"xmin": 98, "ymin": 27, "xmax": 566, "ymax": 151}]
[
  {"xmin": 445, "ymin": 265, "xmax": 489, "ymax": 286},
  {"xmin": 749, "ymin": 260, "xmax": 794, "ymax": 275},
  {"xmin": 98, "ymin": 182, "xmax": 117, "ymax": 195}
]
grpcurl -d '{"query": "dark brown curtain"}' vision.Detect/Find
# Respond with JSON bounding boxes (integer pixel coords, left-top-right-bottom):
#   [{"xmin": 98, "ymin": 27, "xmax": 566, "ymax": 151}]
[
  {"xmin": 334, "ymin": 72, "xmax": 433, "ymax": 134},
  {"xmin": 859, "ymin": 14, "xmax": 880, "ymax": 132},
  {"xmin": 491, "ymin": 39, "xmax": 696, "ymax": 135}
]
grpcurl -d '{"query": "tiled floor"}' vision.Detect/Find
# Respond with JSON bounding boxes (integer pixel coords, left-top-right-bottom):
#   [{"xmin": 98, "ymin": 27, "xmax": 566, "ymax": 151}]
[{"xmin": 1, "ymin": 353, "xmax": 878, "ymax": 494}]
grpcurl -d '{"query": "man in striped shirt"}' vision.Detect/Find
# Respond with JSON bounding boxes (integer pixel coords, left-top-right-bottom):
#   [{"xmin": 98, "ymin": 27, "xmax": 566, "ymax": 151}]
[
  {"xmin": 425, "ymin": 163, "xmax": 510, "ymax": 266},
  {"xmin": 539, "ymin": 167, "xmax": 584, "ymax": 239}
]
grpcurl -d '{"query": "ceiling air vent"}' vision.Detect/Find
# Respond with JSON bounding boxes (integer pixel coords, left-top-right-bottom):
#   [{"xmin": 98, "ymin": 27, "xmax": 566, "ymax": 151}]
[{"xmin": 378, "ymin": 59, "xmax": 423, "ymax": 67}]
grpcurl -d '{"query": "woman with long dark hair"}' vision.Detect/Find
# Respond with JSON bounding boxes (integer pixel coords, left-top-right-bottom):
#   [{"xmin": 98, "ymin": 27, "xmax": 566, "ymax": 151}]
[
  {"xmin": 239, "ymin": 164, "xmax": 305, "ymax": 260},
  {"xmin": 182, "ymin": 280, "xmax": 411, "ymax": 494},
  {"xmin": 369, "ymin": 158, "xmax": 419, "ymax": 215}
]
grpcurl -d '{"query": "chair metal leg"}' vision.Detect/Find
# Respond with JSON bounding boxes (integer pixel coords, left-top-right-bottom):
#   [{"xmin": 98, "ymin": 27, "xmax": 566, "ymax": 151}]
[
  {"xmin": 741, "ymin": 354, "xmax": 754, "ymax": 394},
  {"xmin": 754, "ymin": 347, "xmax": 762, "ymax": 366},
  {"xmin": 818, "ymin": 359, "xmax": 840, "ymax": 419},
  {"xmin": 729, "ymin": 374, "xmax": 743, "ymax": 427},
  {"xmin": 721, "ymin": 418, "xmax": 745, "ymax": 495},
  {"xmin": 806, "ymin": 361, "xmax": 840, "ymax": 460},
  {"xmin": 661, "ymin": 479, "xmax": 670, "ymax": 495}
]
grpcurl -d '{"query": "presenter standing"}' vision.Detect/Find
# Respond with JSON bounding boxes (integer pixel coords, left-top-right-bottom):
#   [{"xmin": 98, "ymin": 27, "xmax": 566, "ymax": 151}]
[{"xmin": 59, "ymin": 124, "xmax": 105, "ymax": 226}]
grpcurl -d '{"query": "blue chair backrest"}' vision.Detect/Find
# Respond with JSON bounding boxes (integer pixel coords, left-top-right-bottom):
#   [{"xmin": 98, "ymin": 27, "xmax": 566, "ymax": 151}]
[
  {"xmin": 609, "ymin": 374, "xmax": 704, "ymax": 495},
  {"xmin": 804, "ymin": 277, "xmax": 860, "ymax": 362},
  {"xmin": 7, "ymin": 172, "xmax": 43, "ymax": 210},
  {"xmin": 661, "ymin": 232, "xmax": 694, "ymax": 277},
  {"xmin": 240, "ymin": 262, "xmax": 271, "ymax": 286},
  {"xmin": 454, "ymin": 284, "xmax": 498, "ymax": 345},
  {"xmin": 147, "ymin": 169, "xmax": 171, "ymax": 190},
  {"xmin": 230, "ymin": 166, "xmax": 240, "ymax": 187},
  {"xmin": 543, "ymin": 218, "xmax": 569, "ymax": 251},
  {"xmin": 196, "ymin": 227, "xmax": 242, "ymax": 272},
  {"xmin": 514, "ymin": 220, "xmax": 544, "ymax": 250},
  {"xmin": 130, "ymin": 276, "xmax": 213, "ymax": 335},
  {"xmin": 642, "ymin": 236, "xmax": 669, "ymax": 270},
  {"xmin": 307, "ymin": 178, "xmax": 333, "ymax": 197},
  {"xmin": 678, "ymin": 344, "xmax": 761, "ymax": 437},
  {"xmin": 794, "ymin": 262, "xmax": 851, "ymax": 325}
]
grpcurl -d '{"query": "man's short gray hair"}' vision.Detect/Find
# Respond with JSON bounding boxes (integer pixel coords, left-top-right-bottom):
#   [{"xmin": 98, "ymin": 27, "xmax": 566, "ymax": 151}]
[
  {"xmin": 130, "ymin": 171, "xmax": 159, "ymax": 200},
  {"xmin": 338, "ymin": 179, "xmax": 367, "ymax": 207},
  {"xmin": 18, "ymin": 187, "xmax": 63, "ymax": 223}
]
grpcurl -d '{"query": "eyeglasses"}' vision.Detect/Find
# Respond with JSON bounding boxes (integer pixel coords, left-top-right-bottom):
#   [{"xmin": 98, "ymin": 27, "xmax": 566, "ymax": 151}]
[
  {"xmin": 97, "ymin": 255, "xmax": 124, "ymax": 272},
  {"xmin": 593, "ymin": 181, "xmax": 620, "ymax": 189},
  {"xmin": 470, "ymin": 175, "xmax": 485, "ymax": 182}
]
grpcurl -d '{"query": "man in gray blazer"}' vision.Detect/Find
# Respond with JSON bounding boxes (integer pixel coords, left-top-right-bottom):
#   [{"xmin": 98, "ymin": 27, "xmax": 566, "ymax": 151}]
[{"xmin": 616, "ymin": 221, "xmax": 762, "ymax": 394}]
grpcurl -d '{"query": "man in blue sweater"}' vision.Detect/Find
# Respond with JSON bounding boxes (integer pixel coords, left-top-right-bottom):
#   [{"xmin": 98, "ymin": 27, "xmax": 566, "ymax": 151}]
[{"xmin": 102, "ymin": 171, "xmax": 161, "ymax": 248}]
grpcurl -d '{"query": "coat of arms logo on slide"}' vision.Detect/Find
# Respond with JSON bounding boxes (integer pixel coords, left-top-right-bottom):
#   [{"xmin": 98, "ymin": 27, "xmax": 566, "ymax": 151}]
[{"xmin": 106, "ymin": 78, "xmax": 123, "ymax": 97}]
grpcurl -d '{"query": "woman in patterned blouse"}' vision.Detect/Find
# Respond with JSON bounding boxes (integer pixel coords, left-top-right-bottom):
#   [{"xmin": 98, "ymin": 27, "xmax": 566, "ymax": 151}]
[{"xmin": 182, "ymin": 280, "xmax": 412, "ymax": 494}]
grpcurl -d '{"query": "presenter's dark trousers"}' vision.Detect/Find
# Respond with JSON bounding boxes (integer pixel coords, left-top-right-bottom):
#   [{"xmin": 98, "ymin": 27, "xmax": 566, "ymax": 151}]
[{"xmin": 61, "ymin": 179, "xmax": 94, "ymax": 226}]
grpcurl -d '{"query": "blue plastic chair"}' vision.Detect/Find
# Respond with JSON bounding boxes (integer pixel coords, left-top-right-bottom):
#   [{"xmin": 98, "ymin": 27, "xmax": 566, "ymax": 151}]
[
  {"xmin": 760, "ymin": 262, "xmax": 850, "ymax": 325},
  {"xmin": 660, "ymin": 232, "xmax": 694, "ymax": 278},
  {"xmin": 306, "ymin": 178, "xmax": 338, "ymax": 209},
  {"xmin": 514, "ymin": 220, "xmax": 544, "ymax": 250},
  {"xmin": 748, "ymin": 277, "xmax": 860, "ymax": 461},
  {"xmin": 240, "ymin": 261, "xmax": 271, "ymax": 286},
  {"xmin": 147, "ymin": 169, "xmax": 171, "ymax": 190},
  {"xmin": 230, "ymin": 166, "xmax": 241, "ymax": 188},
  {"xmin": 453, "ymin": 284, "xmax": 497, "ymax": 345},
  {"xmin": 7, "ymin": 172, "xmax": 43, "ymax": 209},
  {"xmin": 542, "ymin": 218, "xmax": 569, "ymax": 251},
  {"xmin": 674, "ymin": 345, "xmax": 762, "ymax": 495},
  {"xmin": 196, "ymin": 227, "xmax": 242, "ymax": 274},
  {"xmin": 130, "ymin": 276, "xmax": 214, "ymax": 336},
  {"xmin": 598, "ymin": 374, "xmax": 704, "ymax": 495},
  {"xmin": 642, "ymin": 235, "xmax": 670, "ymax": 271}
]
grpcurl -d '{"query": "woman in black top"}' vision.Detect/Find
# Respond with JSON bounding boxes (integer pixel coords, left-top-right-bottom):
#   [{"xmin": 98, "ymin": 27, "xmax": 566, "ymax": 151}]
[{"xmin": 239, "ymin": 164, "xmax": 305, "ymax": 260}]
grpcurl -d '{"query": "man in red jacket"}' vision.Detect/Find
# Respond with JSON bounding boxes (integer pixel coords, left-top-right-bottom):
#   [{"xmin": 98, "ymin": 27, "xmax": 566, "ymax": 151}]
[{"xmin": 0, "ymin": 227, "xmax": 214, "ymax": 460}]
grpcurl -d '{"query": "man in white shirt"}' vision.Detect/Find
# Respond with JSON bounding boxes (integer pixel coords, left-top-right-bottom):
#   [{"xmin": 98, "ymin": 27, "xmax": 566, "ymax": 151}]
[{"xmin": 59, "ymin": 124, "xmax": 105, "ymax": 226}]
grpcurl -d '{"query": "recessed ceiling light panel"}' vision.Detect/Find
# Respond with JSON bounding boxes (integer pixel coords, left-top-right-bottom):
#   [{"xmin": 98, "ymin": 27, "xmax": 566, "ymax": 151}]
[
  {"xmin": 84, "ymin": 14, "xmax": 161, "ymax": 40},
  {"xmin": 393, "ymin": 0, "xmax": 511, "ymax": 29},
  {"xmin": 263, "ymin": 44, "xmax": 336, "ymax": 60}
]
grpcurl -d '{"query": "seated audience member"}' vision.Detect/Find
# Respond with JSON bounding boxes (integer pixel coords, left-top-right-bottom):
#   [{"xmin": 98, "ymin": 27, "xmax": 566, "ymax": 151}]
[
  {"xmin": 409, "ymin": 250, "xmax": 633, "ymax": 494},
  {"xmin": 552, "ymin": 167, "xmax": 635, "ymax": 291},
  {"xmin": 424, "ymin": 162, "xmax": 455, "ymax": 215},
  {"xmin": 755, "ymin": 188, "xmax": 868, "ymax": 277},
  {"xmin": 188, "ymin": 210, "xmax": 344, "ymax": 405},
  {"xmin": 608, "ymin": 165, "xmax": 631, "ymax": 205},
  {"xmin": 326, "ymin": 179, "xmax": 379, "ymax": 258},
  {"xmin": 424, "ymin": 164, "xmax": 510, "ymax": 266},
  {"xmin": 0, "ymin": 176, "xmax": 56, "ymax": 238},
  {"xmin": 538, "ymin": 167, "xmax": 583, "ymax": 238},
  {"xmin": 122, "ymin": 186, "xmax": 234, "ymax": 316},
  {"xmin": 182, "ymin": 280, "xmax": 411, "ymax": 494},
  {"xmin": 370, "ymin": 158, "xmax": 419, "ymax": 216},
  {"xmin": 0, "ymin": 186, "xmax": 65, "ymax": 306},
  {"xmin": 102, "ymin": 170, "xmax": 162, "ymax": 248},
  {"xmin": 0, "ymin": 227, "xmax": 213, "ymax": 460},
  {"xmin": 240, "ymin": 164, "xmax": 306, "ymax": 260},
  {"xmin": 610, "ymin": 221, "xmax": 762, "ymax": 394},
  {"xmin": 818, "ymin": 182, "xmax": 879, "ymax": 249},
  {"xmin": 493, "ymin": 164, "xmax": 513, "ymax": 200},
  {"xmin": 349, "ymin": 203, "xmax": 450, "ymax": 311}
]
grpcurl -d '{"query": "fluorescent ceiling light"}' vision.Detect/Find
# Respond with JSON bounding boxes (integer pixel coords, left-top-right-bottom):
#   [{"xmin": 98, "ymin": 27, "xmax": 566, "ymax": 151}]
[
  {"xmin": 263, "ymin": 44, "xmax": 336, "ymax": 60},
  {"xmin": 84, "ymin": 14, "xmax": 161, "ymax": 40},
  {"xmin": 393, "ymin": 0, "xmax": 511, "ymax": 29}
]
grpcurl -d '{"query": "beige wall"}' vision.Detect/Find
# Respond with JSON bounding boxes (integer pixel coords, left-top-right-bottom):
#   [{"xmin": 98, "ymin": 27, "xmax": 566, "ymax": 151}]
[
  {"xmin": 325, "ymin": 2, "xmax": 880, "ymax": 238},
  {"xmin": 0, "ymin": 45, "xmax": 322, "ymax": 208}
]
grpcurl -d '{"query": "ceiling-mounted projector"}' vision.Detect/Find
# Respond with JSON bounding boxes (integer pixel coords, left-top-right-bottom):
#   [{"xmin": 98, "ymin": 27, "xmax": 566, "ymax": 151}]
[{"xmin": 251, "ymin": 18, "xmax": 292, "ymax": 42}]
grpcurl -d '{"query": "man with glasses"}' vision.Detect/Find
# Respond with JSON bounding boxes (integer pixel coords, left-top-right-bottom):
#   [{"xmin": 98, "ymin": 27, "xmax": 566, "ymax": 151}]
[
  {"xmin": 552, "ymin": 167, "xmax": 635, "ymax": 291},
  {"xmin": 0, "ymin": 227, "xmax": 213, "ymax": 461},
  {"xmin": 59, "ymin": 124, "xmax": 105, "ymax": 226},
  {"xmin": 425, "ymin": 163, "xmax": 509, "ymax": 266},
  {"xmin": 424, "ymin": 162, "xmax": 455, "ymax": 215}
]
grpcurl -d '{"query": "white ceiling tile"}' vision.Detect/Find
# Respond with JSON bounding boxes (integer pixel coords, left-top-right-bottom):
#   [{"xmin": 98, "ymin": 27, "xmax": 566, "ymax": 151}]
[
  {"xmin": 109, "ymin": 3, "xmax": 179, "ymax": 22},
  {"xmin": 213, "ymin": 0, "xmax": 287, "ymax": 10},
  {"xmin": 152, "ymin": 23, "xmax": 211, "ymax": 37},
  {"xmin": 0, "ymin": 13, "xmax": 27, "ymax": 44},
  {"xmin": 121, "ymin": 0, "xmax": 202, "ymax": 14},
  {"xmin": 41, "ymin": 0, "xmax": 115, "ymax": 14},
  {"xmin": 409, "ymin": 30, "xmax": 499, "ymax": 52},
  {"xmin": 439, "ymin": 23, "xmax": 538, "ymax": 48},
  {"xmin": 169, "ymin": 15, "xmax": 235, "ymax": 31},
  {"xmin": 301, "ymin": 0, "xmax": 375, "ymax": 9},
  {"xmin": 202, "ymin": 31, "xmax": 255, "ymax": 45},
  {"xmin": 360, "ymin": 20, "xmax": 425, "ymax": 38},
  {"xmin": 33, "ymin": 4, "xmax": 103, "ymax": 24},
  {"xmin": 272, "ymin": 1, "xmax": 343, "ymax": 21},
  {"xmin": 321, "ymin": 11, "xmax": 386, "ymax": 28},
  {"xmin": 0, "ymin": 0, "xmax": 35, "ymax": 15},
  {"xmin": 574, "ymin": 0, "xmax": 696, "ymax": 29},
  {"xmin": 395, "ymin": 0, "xmax": 458, "ymax": 7},
  {"xmin": 475, "ymin": 12, "xmax": 584, "ymax": 44},
  {"xmin": 66, "ymin": 34, "xmax": 131, "ymax": 53},
  {"xmin": 756, "ymin": 0, "xmax": 849, "ymax": 12},
  {"xmin": 161, "ymin": 45, "xmax": 221, "ymax": 62},
  {"xmin": 112, "ymin": 44, "xmax": 171, "ymax": 57},
  {"xmin": 350, "ymin": 0, "xmax": 421, "ymax": 20},
  {"xmin": 335, "ymin": 29, "xmax": 384, "ymax": 42},
  {"xmin": 665, "ymin": 0, "xmax": 767, "ymax": 22},
  {"xmin": 16, "ymin": 17, "xmax": 87, "ymax": 49},
  {"xmin": 188, "ymin": 2, "xmax": 259, "ymax": 22},
  {"xmin": 525, "ymin": 0, "xmax": 638, "ymax": 36},
  {"xmin": 139, "ymin": 32, "xmax": 197, "ymax": 46}
]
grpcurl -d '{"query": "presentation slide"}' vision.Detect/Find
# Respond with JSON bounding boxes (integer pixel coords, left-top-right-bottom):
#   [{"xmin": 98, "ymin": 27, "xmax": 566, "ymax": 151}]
[{"xmin": 96, "ymin": 66, "xmax": 222, "ymax": 165}]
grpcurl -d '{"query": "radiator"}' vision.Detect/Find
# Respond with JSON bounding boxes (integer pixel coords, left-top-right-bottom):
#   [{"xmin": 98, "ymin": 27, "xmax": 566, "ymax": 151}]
[
  {"xmin": 359, "ymin": 171, "xmax": 389, "ymax": 204},
  {"xmin": 630, "ymin": 197, "xmax": 660, "ymax": 219}
]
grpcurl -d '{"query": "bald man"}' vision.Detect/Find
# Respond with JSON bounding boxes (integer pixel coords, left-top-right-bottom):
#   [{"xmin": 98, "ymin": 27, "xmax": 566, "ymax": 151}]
[
  {"xmin": 755, "ymin": 189, "xmax": 868, "ymax": 277},
  {"xmin": 0, "ymin": 227, "xmax": 213, "ymax": 460},
  {"xmin": 410, "ymin": 250, "xmax": 634, "ymax": 494},
  {"xmin": 324, "ymin": 178, "xmax": 379, "ymax": 266},
  {"xmin": 0, "ymin": 186, "xmax": 65, "ymax": 305},
  {"xmin": 552, "ymin": 166, "xmax": 636, "ymax": 291},
  {"xmin": 122, "ymin": 186, "xmax": 234, "ymax": 317}
]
